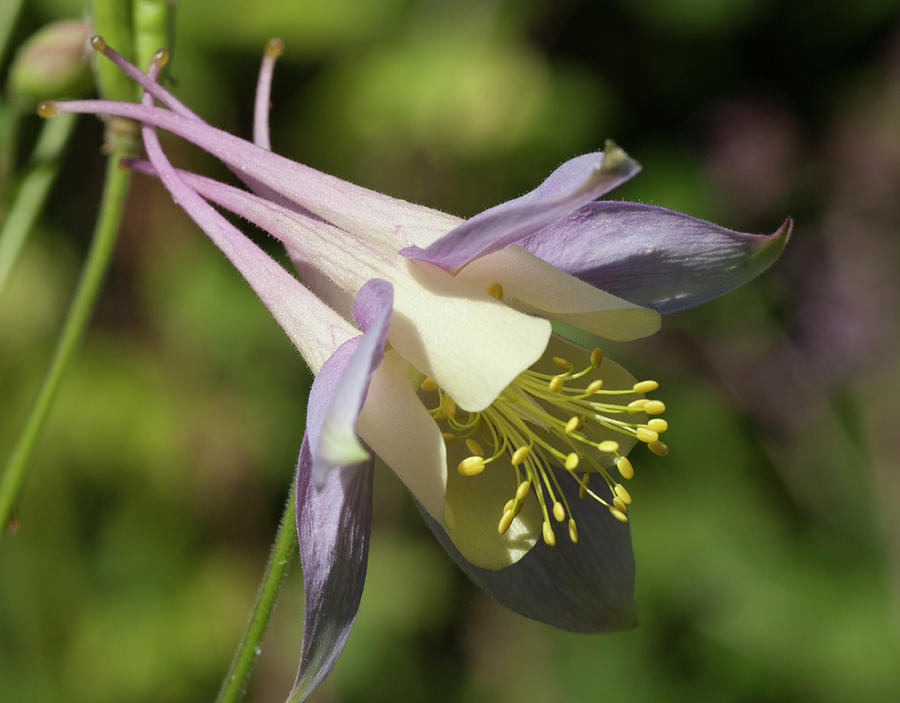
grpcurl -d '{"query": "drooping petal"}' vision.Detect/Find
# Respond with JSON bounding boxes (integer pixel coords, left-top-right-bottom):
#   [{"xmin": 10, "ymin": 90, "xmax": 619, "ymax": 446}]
[
  {"xmin": 400, "ymin": 142, "xmax": 640, "ymax": 270},
  {"xmin": 355, "ymin": 350, "xmax": 448, "ymax": 521},
  {"xmin": 306, "ymin": 280, "xmax": 393, "ymax": 486},
  {"xmin": 522, "ymin": 201, "xmax": 793, "ymax": 314},
  {"xmin": 417, "ymin": 465, "xmax": 637, "ymax": 632},
  {"xmin": 457, "ymin": 244, "xmax": 660, "ymax": 342},
  {"xmin": 293, "ymin": 435, "xmax": 374, "ymax": 702}
]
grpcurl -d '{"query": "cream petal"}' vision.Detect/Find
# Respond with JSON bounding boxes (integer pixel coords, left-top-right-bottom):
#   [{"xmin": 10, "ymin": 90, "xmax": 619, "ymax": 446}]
[
  {"xmin": 441, "ymin": 436, "xmax": 543, "ymax": 570},
  {"xmin": 355, "ymin": 351, "xmax": 447, "ymax": 522},
  {"xmin": 457, "ymin": 245, "xmax": 661, "ymax": 342}
]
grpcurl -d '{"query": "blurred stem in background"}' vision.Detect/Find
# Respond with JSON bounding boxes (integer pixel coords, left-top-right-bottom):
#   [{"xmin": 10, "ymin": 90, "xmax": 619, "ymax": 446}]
[
  {"xmin": 0, "ymin": 0, "xmax": 25, "ymax": 67},
  {"xmin": 0, "ymin": 0, "xmax": 173, "ymax": 527},
  {"xmin": 216, "ymin": 490, "xmax": 298, "ymax": 703},
  {"xmin": 0, "ymin": 113, "xmax": 77, "ymax": 295}
]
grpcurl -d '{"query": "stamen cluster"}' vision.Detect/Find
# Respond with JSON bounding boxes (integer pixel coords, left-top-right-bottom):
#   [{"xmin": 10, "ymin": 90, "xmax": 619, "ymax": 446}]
[{"xmin": 423, "ymin": 296, "xmax": 668, "ymax": 547}]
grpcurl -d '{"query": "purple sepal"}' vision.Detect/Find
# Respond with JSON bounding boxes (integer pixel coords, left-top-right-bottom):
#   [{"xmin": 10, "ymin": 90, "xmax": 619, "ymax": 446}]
[
  {"xmin": 291, "ymin": 280, "xmax": 394, "ymax": 700},
  {"xmin": 401, "ymin": 144, "xmax": 640, "ymax": 270},
  {"xmin": 417, "ymin": 467, "xmax": 637, "ymax": 632},
  {"xmin": 306, "ymin": 280, "xmax": 393, "ymax": 487},
  {"xmin": 522, "ymin": 201, "xmax": 793, "ymax": 314},
  {"xmin": 293, "ymin": 435, "xmax": 374, "ymax": 701}
]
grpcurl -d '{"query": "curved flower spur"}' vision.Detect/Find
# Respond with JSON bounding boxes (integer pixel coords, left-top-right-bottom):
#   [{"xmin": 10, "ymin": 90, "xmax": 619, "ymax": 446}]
[{"xmin": 39, "ymin": 38, "xmax": 791, "ymax": 700}]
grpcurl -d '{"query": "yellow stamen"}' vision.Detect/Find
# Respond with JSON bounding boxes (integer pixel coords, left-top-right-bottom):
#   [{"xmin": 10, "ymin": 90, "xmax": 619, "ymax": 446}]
[
  {"xmin": 616, "ymin": 456, "xmax": 635, "ymax": 479},
  {"xmin": 633, "ymin": 380, "xmax": 659, "ymax": 393},
  {"xmin": 614, "ymin": 483, "xmax": 632, "ymax": 504},
  {"xmin": 613, "ymin": 496, "xmax": 628, "ymax": 512},
  {"xmin": 89, "ymin": 35, "xmax": 107, "ymax": 51},
  {"xmin": 635, "ymin": 427, "xmax": 659, "ymax": 443},
  {"xmin": 465, "ymin": 438, "xmax": 485, "ymax": 457},
  {"xmin": 458, "ymin": 456, "xmax": 485, "ymax": 476},
  {"xmin": 647, "ymin": 418, "xmax": 668, "ymax": 433},
  {"xmin": 511, "ymin": 446, "xmax": 530, "ymax": 465},
  {"xmin": 565, "ymin": 453, "xmax": 580, "ymax": 470},
  {"xmin": 648, "ymin": 440, "xmax": 669, "ymax": 456},
  {"xmin": 590, "ymin": 348, "xmax": 604, "ymax": 366},
  {"xmin": 586, "ymin": 379, "xmax": 604, "ymax": 394},
  {"xmin": 516, "ymin": 480, "xmax": 532, "ymax": 501},
  {"xmin": 548, "ymin": 376, "xmax": 564, "ymax": 393},
  {"xmin": 553, "ymin": 356, "xmax": 571, "ymax": 370},
  {"xmin": 609, "ymin": 507, "xmax": 629, "ymax": 523},
  {"xmin": 552, "ymin": 501, "xmax": 565, "ymax": 522},
  {"xmin": 486, "ymin": 282, "xmax": 504, "ymax": 300},
  {"xmin": 542, "ymin": 521, "xmax": 556, "ymax": 546},
  {"xmin": 420, "ymin": 377, "xmax": 439, "ymax": 391},
  {"xmin": 643, "ymin": 400, "xmax": 666, "ymax": 415},
  {"xmin": 498, "ymin": 509, "xmax": 515, "ymax": 534},
  {"xmin": 598, "ymin": 440, "xmax": 619, "ymax": 453},
  {"xmin": 564, "ymin": 416, "xmax": 581, "ymax": 434},
  {"xmin": 578, "ymin": 473, "xmax": 589, "ymax": 498},
  {"xmin": 568, "ymin": 518, "xmax": 579, "ymax": 543}
]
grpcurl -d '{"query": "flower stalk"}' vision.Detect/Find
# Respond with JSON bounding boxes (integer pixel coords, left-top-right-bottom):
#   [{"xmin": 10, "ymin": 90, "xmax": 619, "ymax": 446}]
[{"xmin": 215, "ymin": 489, "xmax": 298, "ymax": 703}]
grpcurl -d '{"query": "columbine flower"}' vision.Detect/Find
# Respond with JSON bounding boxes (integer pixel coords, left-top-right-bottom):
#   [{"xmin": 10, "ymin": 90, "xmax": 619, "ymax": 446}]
[{"xmin": 40, "ymin": 38, "xmax": 791, "ymax": 701}]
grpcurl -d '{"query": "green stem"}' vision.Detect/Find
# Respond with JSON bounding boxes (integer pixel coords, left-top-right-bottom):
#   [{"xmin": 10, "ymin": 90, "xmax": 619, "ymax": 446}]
[
  {"xmin": 216, "ymin": 487, "xmax": 298, "ymax": 703},
  {"xmin": 0, "ymin": 146, "xmax": 132, "ymax": 529},
  {"xmin": 0, "ymin": 0, "xmax": 25, "ymax": 67},
  {"xmin": 0, "ymin": 112, "xmax": 78, "ymax": 296}
]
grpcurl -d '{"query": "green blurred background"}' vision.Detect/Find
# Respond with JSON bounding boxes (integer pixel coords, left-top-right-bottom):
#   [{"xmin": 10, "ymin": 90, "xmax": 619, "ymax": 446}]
[{"xmin": 2, "ymin": 0, "xmax": 900, "ymax": 701}]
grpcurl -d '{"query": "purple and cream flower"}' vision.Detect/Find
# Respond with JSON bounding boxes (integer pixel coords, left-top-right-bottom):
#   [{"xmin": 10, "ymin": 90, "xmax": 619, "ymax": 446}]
[{"xmin": 40, "ymin": 38, "xmax": 791, "ymax": 701}]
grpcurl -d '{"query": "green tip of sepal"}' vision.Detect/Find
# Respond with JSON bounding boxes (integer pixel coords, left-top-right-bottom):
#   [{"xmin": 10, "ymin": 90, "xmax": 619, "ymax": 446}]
[
  {"xmin": 601, "ymin": 139, "xmax": 630, "ymax": 173},
  {"xmin": 751, "ymin": 217, "xmax": 793, "ymax": 267}
]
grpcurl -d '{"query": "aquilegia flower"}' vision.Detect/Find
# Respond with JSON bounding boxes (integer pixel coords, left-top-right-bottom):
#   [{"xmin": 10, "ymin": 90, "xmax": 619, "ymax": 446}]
[{"xmin": 40, "ymin": 39, "xmax": 790, "ymax": 700}]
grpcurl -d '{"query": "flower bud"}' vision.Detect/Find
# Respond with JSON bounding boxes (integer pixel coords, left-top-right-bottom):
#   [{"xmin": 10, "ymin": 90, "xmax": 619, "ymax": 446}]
[{"xmin": 8, "ymin": 20, "xmax": 93, "ymax": 108}]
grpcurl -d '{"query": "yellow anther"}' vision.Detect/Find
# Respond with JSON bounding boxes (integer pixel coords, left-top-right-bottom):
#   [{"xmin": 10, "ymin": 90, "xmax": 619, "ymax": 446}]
[
  {"xmin": 548, "ymin": 376, "xmax": 564, "ymax": 393},
  {"xmin": 586, "ymin": 379, "xmax": 604, "ymax": 394},
  {"xmin": 578, "ymin": 473, "xmax": 589, "ymax": 499},
  {"xmin": 614, "ymin": 483, "xmax": 632, "ymax": 505},
  {"xmin": 516, "ymin": 480, "xmax": 531, "ymax": 501},
  {"xmin": 568, "ymin": 518, "xmax": 579, "ymax": 543},
  {"xmin": 643, "ymin": 400, "xmax": 666, "ymax": 415},
  {"xmin": 627, "ymin": 398, "xmax": 648, "ymax": 410},
  {"xmin": 598, "ymin": 440, "xmax": 619, "ymax": 453},
  {"xmin": 564, "ymin": 416, "xmax": 581, "ymax": 434},
  {"xmin": 633, "ymin": 380, "xmax": 660, "ymax": 393},
  {"xmin": 503, "ymin": 499, "xmax": 514, "ymax": 514},
  {"xmin": 152, "ymin": 49, "xmax": 170, "ymax": 68},
  {"xmin": 36, "ymin": 101, "xmax": 57, "ymax": 118},
  {"xmin": 511, "ymin": 446, "xmax": 530, "ymax": 465},
  {"xmin": 465, "ymin": 438, "xmax": 485, "ymax": 457},
  {"xmin": 498, "ymin": 509, "xmax": 515, "ymax": 535},
  {"xmin": 441, "ymin": 397, "xmax": 457, "ymax": 419},
  {"xmin": 648, "ymin": 440, "xmax": 670, "ymax": 456},
  {"xmin": 486, "ymin": 282, "xmax": 504, "ymax": 300},
  {"xmin": 457, "ymin": 456, "xmax": 485, "ymax": 476},
  {"xmin": 613, "ymin": 496, "xmax": 629, "ymax": 512},
  {"xmin": 609, "ymin": 507, "xmax": 629, "ymax": 523},
  {"xmin": 420, "ymin": 377, "xmax": 438, "ymax": 391},
  {"xmin": 552, "ymin": 501, "xmax": 565, "ymax": 522},
  {"xmin": 553, "ymin": 356, "xmax": 571, "ymax": 370},
  {"xmin": 513, "ymin": 501, "xmax": 524, "ymax": 517},
  {"xmin": 616, "ymin": 456, "xmax": 635, "ymax": 480},
  {"xmin": 265, "ymin": 37, "xmax": 285, "ymax": 58},
  {"xmin": 542, "ymin": 521, "xmax": 557, "ymax": 546},
  {"xmin": 635, "ymin": 427, "xmax": 659, "ymax": 443},
  {"xmin": 89, "ymin": 35, "xmax": 107, "ymax": 51},
  {"xmin": 565, "ymin": 453, "xmax": 580, "ymax": 471},
  {"xmin": 647, "ymin": 418, "xmax": 668, "ymax": 433},
  {"xmin": 590, "ymin": 348, "xmax": 604, "ymax": 366},
  {"xmin": 441, "ymin": 432, "xmax": 457, "ymax": 442}
]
